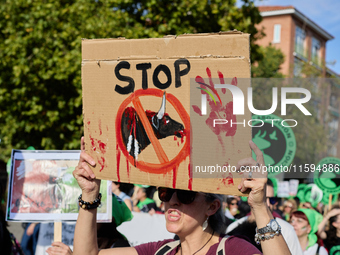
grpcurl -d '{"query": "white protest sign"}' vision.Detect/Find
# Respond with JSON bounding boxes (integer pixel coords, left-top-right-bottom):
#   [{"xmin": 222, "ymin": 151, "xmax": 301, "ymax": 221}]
[
  {"xmin": 277, "ymin": 181, "xmax": 290, "ymax": 198},
  {"xmin": 35, "ymin": 212, "xmax": 174, "ymax": 253},
  {"xmin": 35, "ymin": 222, "xmax": 76, "ymax": 255},
  {"xmin": 289, "ymin": 179, "xmax": 299, "ymax": 196},
  {"xmin": 6, "ymin": 150, "xmax": 112, "ymax": 222},
  {"xmin": 117, "ymin": 212, "xmax": 174, "ymax": 246}
]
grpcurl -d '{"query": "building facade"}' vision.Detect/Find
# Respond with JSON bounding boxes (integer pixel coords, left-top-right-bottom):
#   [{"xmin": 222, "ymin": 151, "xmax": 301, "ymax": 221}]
[{"xmin": 256, "ymin": 6, "xmax": 340, "ymax": 158}]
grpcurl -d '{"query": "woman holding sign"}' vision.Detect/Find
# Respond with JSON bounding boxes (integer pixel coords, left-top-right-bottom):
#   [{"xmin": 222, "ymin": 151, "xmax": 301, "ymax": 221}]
[{"xmin": 70, "ymin": 138, "xmax": 290, "ymax": 255}]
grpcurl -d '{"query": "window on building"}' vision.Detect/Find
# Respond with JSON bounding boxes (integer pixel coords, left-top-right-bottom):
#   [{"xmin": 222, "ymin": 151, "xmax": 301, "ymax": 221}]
[
  {"xmin": 273, "ymin": 24, "xmax": 281, "ymax": 43},
  {"xmin": 293, "ymin": 58, "xmax": 303, "ymax": 77},
  {"xmin": 328, "ymin": 116, "xmax": 339, "ymax": 156},
  {"xmin": 330, "ymin": 94, "xmax": 338, "ymax": 110},
  {"xmin": 311, "ymin": 37, "xmax": 321, "ymax": 65},
  {"xmin": 295, "ymin": 26, "xmax": 306, "ymax": 57}
]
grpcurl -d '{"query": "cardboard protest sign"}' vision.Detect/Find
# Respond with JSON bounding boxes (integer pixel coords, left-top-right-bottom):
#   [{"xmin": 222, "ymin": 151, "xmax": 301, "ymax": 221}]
[
  {"xmin": 35, "ymin": 222, "xmax": 76, "ymax": 255},
  {"xmin": 82, "ymin": 32, "xmax": 251, "ymax": 195},
  {"xmin": 277, "ymin": 181, "xmax": 289, "ymax": 198},
  {"xmin": 7, "ymin": 150, "xmax": 112, "ymax": 222},
  {"xmin": 289, "ymin": 179, "xmax": 299, "ymax": 197}
]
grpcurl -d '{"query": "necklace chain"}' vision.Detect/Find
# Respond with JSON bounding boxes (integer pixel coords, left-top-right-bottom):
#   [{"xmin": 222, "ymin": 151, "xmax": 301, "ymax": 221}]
[{"xmin": 180, "ymin": 230, "xmax": 215, "ymax": 255}]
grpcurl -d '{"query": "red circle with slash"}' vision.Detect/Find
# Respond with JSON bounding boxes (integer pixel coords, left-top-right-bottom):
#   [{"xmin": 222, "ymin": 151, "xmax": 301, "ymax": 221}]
[{"xmin": 115, "ymin": 88, "xmax": 190, "ymax": 174}]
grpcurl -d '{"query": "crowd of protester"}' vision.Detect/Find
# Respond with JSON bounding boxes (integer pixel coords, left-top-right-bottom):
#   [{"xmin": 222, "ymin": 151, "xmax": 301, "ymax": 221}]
[
  {"xmin": 101, "ymin": 180, "xmax": 340, "ymax": 255},
  {"xmin": 2, "ymin": 161, "xmax": 340, "ymax": 255}
]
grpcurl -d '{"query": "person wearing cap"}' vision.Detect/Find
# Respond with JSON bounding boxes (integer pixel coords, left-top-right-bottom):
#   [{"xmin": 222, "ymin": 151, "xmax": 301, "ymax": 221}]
[
  {"xmin": 71, "ymin": 138, "xmax": 291, "ymax": 255},
  {"xmin": 290, "ymin": 209, "xmax": 328, "ymax": 255}
]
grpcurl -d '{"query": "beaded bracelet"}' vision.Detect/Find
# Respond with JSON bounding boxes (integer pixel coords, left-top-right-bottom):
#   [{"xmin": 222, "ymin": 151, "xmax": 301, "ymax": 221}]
[
  {"xmin": 78, "ymin": 193, "xmax": 102, "ymax": 210},
  {"xmin": 254, "ymin": 229, "xmax": 281, "ymax": 245}
]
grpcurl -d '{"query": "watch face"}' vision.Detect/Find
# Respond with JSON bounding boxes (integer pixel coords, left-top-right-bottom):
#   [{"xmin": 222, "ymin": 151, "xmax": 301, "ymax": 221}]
[{"xmin": 271, "ymin": 220, "xmax": 278, "ymax": 231}]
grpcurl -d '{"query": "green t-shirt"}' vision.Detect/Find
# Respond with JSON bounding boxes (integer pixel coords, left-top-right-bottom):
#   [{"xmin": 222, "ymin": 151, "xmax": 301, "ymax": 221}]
[{"xmin": 137, "ymin": 197, "xmax": 155, "ymax": 209}]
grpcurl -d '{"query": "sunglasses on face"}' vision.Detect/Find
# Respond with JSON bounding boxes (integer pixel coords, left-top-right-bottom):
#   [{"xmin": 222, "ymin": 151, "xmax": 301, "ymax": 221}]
[
  {"xmin": 158, "ymin": 187, "xmax": 198, "ymax": 204},
  {"xmin": 229, "ymin": 202, "xmax": 238, "ymax": 206},
  {"xmin": 267, "ymin": 197, "xmax": 277, "ymax": 205}
]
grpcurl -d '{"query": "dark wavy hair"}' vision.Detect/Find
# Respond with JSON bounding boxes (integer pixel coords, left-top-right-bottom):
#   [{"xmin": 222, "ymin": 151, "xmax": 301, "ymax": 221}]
[
  {"xmin": 204, "ymin": 193, "xmax": 226, "ymax": 234},
  {"xmin": 327, "ymin": 206, "xmax": 340, "ymax": 246}
]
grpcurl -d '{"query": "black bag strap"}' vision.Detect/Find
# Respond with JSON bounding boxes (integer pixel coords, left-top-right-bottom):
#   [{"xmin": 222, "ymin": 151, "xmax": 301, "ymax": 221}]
[
  {"xmin": 154, "ymin": 240, "xmax": 180, "ymax": 255},
  {"xmin": 316, "ymin": 244, "xmax": 320, "ymax": 255},
  {"xmin": 217, "ymin": 235, "xmax": 230, "ymax": 255}
]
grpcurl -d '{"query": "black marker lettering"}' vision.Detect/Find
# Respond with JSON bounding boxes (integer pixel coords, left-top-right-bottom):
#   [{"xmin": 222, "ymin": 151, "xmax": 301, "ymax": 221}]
[
  {"xmin": 153, "ymin": 64, "xmax": 172, "ymax": 89},
  {"xmin": 174, "ymin": 59, "xmax": 190, "ymax": 88},
  {"xmin": 136, "ymin": 63, "xmax": 152, "ymax": 90},
  {"xmin": 114, "ymin": 61, "xmax": 135, "ymax": 94}
]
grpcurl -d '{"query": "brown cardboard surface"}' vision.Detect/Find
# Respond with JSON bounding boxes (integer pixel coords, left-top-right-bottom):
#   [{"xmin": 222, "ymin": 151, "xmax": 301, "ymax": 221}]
[{"xmin": 82, "ymin": 32, "xmax": 251, "ymax": 195}]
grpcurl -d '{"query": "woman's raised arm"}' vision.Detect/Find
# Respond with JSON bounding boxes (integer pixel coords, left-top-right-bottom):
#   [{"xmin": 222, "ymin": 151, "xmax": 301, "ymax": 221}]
[
  {"xmin": 237, "ymin": 140, "xmax": 291, "ymax": 255},
  {"xmin": 72, "ymin": 137, "xmax": 137, "ymax": 255}
]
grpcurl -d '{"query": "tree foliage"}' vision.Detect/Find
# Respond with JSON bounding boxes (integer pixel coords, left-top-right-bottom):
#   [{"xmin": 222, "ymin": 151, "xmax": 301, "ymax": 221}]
[
  {"xmin": 0, "ymin": 0, "xmax": 263, "ymax": 161},
  {"xmin": 251, "ymin": 44, "xmax": 285, "ymax": 78}
]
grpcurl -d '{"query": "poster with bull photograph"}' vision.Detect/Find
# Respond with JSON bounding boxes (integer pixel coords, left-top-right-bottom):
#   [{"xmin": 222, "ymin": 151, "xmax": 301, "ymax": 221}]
[
  {"xmin": 6, "ymin": 150, "xmax": 112, "ymax": 221},
  {"xmin": 82, "ymin": 32, "xmax": 251, "ymax": 195}
]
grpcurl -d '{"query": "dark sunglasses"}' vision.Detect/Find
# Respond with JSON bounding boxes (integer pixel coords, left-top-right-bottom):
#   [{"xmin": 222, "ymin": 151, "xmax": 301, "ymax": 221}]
[
  {"xmin": 158, "ymin": 187, "xmax": 197, "ymax": 204},
  {"xmin": 267, "ymin": 197, "xmax": 277, "ymax": 205},
  {"xmin": 229, "ymin": 202, "xmax": 238, "ymax": 206}
]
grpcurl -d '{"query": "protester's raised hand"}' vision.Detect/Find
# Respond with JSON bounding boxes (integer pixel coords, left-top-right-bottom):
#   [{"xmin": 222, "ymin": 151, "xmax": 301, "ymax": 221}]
[
  {"xmin": 237, "ymin": 140, "xmax": 267, "ymax": 209},
  {"xmin": 73, "ymin": 137, "xmax": 101, "ymax": 198},
  {"xmin": 327, "ymin": 208, "xmax": 340, "ymax": 219},
  {"xmin": 46, "ymin": 242, "xmax": 73, "ymax": 255}
]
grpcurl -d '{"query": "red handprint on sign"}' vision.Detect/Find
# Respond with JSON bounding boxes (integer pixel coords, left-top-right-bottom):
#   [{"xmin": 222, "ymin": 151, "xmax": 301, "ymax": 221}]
[{"xmin": 192, "ymin": 67, "xmax": 238, "ymax": 154}]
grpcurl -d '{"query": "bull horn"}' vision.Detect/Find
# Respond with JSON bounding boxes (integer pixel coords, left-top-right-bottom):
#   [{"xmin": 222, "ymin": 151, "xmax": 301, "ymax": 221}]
[{"xmin": 157, "ymin": 92, "xmax": 166, "ymax": 119}]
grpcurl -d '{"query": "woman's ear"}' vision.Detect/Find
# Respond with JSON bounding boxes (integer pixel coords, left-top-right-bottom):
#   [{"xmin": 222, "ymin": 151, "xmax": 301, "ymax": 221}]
[
  {"xmin": 307, "ymin": 225, "xmax": 312, "ymax": 234},
  {"xmin": 207, "ymin": 199, "xmax": 221, "ymax": 216}
]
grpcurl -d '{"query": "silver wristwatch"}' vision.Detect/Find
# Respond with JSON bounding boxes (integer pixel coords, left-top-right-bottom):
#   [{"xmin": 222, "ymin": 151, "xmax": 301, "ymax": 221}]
[
  {"xmin": 257, "ymin": 219, "xmax": 281, "ymax": 234},
  {"xmin": 254, "ymin": 219, "xmax": 282, "ymax": 245}
]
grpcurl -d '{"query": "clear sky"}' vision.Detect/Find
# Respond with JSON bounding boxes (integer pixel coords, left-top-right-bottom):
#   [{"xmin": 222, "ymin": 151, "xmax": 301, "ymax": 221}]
[{"xmin": 240, "ymin": 0, "xmax": 340, "ymax": 75}]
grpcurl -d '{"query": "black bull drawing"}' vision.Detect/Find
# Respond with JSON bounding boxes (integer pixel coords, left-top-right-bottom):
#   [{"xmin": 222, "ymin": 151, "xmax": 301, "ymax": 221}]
[{"xmin": 121, "ymin": 92, "xmax": 185, "ymax": 160}]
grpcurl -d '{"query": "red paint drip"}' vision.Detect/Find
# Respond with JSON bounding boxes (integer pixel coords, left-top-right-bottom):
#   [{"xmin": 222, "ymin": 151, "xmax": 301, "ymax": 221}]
[
  {"xmin": 206, "ymin": 67, "xmax": 215, "ymax": 89},
  {"xmin": 188, "ymin": 163, "xmax": 193, "ymax": 190},
  {"xmin": 231, "ymin": 77, "xmax": 238, "ymax": 86},
  {"xmin": 172, "ymin": 167, "xmax": 177, "ymax": 189},
  {"xmin": 221, "ymin": 173, "xmax": 234, "ymax": 186},
  {"xmin": 98, "ymin": 141, "xmax": 107, "ymax": 154},
  {"xmin": 87, "ymin": 121, "xmax": 91, "ymax": 125},
  {"xmin": 217, "ymin": 71, "xmax": 226, "ymax": 94},
  {"xmin": 98, "ymin": 157, "xmax": 105, "ymax": 172},
  {"xmin": 90, "ymin": 136, "xmax": 95, "ymax": 147},
  {"xmin": 116, "ymin": 144, "xmax": 121, "ymax": 182},
  {"xmin": 98, "ymin": 119, "xmax": 102, "ymax": 135},
  {"xmin": 174, "ymin": 136, "xmax": 177, "ymax": 141},
  {"xmin": 126, "ymin": 158, "xmax": 130, "ymax": 179},
  {"xmin": 174, "ymin": 130, "xmax": 186, "ymax": 144}
]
